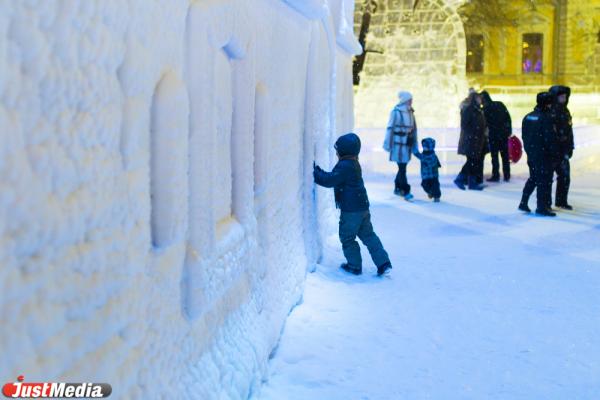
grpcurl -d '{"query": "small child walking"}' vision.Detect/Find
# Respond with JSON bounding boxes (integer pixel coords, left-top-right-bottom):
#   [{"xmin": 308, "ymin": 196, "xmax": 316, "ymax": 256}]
[
  {"xmin": 313, "ymin": 133, "xmax": 392, "ymax": 276},
  {"xmin": 413, "ymin": 137, "xmax": 442, "ymax": 202}
]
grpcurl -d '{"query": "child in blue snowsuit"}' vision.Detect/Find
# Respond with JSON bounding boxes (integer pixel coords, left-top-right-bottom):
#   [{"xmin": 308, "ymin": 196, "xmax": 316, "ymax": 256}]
[
  {"xmin": 313, "ymin": 133, "xmax": 392, "ymax": 276},
  {"xmin": 413, "ymin": 137, "xmax": 442, "ymax": 201}
]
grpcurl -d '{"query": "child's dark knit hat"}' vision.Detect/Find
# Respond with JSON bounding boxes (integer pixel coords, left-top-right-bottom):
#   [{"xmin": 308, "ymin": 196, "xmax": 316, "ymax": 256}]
[
  {"xmin": 421, "ymin": 137, "xmax": 436, "ymax": 151},
  {"xmin": 335, "ymin": 133, "xmax": 361, "ymax": 156}
]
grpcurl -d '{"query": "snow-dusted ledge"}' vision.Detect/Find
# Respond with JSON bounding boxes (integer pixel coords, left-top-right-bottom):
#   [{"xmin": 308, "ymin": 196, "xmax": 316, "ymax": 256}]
[{"xmin": 0, "ymin": 0, "xmax": 358, "ymax": 398}]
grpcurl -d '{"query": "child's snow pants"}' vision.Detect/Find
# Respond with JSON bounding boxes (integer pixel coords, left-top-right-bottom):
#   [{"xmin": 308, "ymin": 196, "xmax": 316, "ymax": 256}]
[
  {"xmin": 421, "ymin": 178, "xmax": 441, "ymax": 199},
  {"xmin": 339, "ymin": 211, "xmax": 390, "ymax": 271}
]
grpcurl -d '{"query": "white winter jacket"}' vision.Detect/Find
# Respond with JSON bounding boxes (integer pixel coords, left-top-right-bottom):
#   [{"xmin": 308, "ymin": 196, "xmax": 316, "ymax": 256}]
[{"xmin": 383, "ymin": 102, "xmax": 418, "ymax": 164}]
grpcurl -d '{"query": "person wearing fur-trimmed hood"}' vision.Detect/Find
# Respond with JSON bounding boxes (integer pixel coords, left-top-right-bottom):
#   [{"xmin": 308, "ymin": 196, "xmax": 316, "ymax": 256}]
[
  {"xmin": 548, "ymin": 85, "xmax": 574, "ymax": 210},
  {"xmin": 383, "ymin": 91, "xmax": 419, "ymax": 200}
]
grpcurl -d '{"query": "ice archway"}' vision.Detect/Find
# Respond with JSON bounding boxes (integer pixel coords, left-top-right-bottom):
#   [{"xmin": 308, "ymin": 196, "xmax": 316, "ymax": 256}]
[{"xmin": 354, "ymin": 0, "xmax": 469, "ymax": 128}]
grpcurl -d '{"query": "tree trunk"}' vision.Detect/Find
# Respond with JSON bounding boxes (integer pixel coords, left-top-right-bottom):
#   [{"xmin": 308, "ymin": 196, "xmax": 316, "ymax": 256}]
[{"xmin": 353, "ymin": 1, "xmax": 378, "ymax": 86}]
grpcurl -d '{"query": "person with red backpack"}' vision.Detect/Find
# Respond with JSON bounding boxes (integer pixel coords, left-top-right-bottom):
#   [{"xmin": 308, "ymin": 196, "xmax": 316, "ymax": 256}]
[{"xmin": 481, "ymin": 91, "xmax": 512, "ymax": 182}]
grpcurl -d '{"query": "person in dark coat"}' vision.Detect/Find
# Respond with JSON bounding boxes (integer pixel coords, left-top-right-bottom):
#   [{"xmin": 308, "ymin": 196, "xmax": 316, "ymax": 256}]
[
  {"xmin": 314, "ymin": 133, "xmax": 392, "ymax": 276},
  {"xmin": 481, "ymin": 91, "xmax": 512, "ymax": 182},
  {"xmin": 548, "ymin": 85, "xmax": 574, "ymax": 209},
  {"xmin": 455, "ymin": 92, "xmax": 487, "ymax": 190},
  {"xmin": 474, "ymin": 131, "xmax": 490, "ymax": 185},
  {"xmin": 519, "ymin": 92, "xmax": 558, "ymax": 217},
  {"xmin": 413, "ymin": 137, "xmax": 442, "ymax": 201}
]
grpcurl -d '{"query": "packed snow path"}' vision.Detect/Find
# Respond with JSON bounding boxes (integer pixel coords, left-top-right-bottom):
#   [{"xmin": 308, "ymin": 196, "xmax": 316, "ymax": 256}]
[{"xmin": 257, "ymin": 131, "xmax": 600, "ymax": 400}]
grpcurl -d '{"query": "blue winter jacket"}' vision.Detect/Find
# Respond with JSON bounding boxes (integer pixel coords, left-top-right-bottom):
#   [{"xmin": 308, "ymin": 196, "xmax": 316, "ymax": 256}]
[
  {"xmin": 413, "ymin": 137, "xmax": 441, "ymax": 180},
  {"xmin": 314, "ymin": 133, "xmax": 370, "ymax": 212},
  {"xmin": 414, "ymin": 151, "xmax": 441, "ymax": 180}
]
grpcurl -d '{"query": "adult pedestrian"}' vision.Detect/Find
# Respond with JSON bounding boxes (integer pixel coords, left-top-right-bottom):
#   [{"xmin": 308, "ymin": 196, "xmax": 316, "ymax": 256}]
[
  {"xmin": 454, "ymin": 92, "xmax": 487, "ymax": 190},
  {"xmin": 383, "ymin": 91, "xmax": 418, "ymax": 200},
  {"xmin": 548, "ymin": 85, "xmax": 574, "ymax": 209},
  {"xmin": 481, "ymin": 91, "xmax": 512, "ymax": 182},
  {"xmin": 518, "ymin": 92, "xmax": 558, "ymax": 217}
]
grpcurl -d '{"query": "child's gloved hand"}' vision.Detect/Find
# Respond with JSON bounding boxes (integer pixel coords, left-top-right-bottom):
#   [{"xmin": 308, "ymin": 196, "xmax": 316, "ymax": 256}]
[{"xmin": 313, "ymin": 163, "xmax": 323, "ymax": 180}]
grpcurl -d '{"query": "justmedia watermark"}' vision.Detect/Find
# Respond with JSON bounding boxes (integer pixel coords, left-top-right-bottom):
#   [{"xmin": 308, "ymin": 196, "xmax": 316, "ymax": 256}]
[{"xmin": 2, "ymin": 376, "xmax": 111, "ymax": 398}]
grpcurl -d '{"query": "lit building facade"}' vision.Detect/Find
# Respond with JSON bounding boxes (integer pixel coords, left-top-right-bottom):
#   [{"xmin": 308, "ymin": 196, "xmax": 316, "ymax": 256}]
[{"xmin": 461, "ymin": 0, "xmax": 600, "ymax": 88}]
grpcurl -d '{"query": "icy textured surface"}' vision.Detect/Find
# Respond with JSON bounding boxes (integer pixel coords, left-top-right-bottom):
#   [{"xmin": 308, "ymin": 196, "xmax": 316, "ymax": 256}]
[
  {"xmin": 0, "ymin": 0, "xmax": 358, "ymax": 398},
  {"xmin": 150, "ymin": 71, "xmax": 189, "ymax": 248},
  {"xmin": 257, "ymin": 126, "xmax": 600, "ymax": 400}
]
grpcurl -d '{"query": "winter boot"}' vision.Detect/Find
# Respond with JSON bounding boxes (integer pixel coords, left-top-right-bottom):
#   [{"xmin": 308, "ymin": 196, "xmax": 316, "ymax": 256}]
[
  {"xmin": 468, "ymin": 176, "xmax": 484, "ymax": 191},
  {"xmin": 404, "ymin": 193, "xmax": 414, "ymax": 201},
  {"xmin": 340, "ymin": 263, "xmax": 362, "ymax": 275},
  {"xmin": 535, "ymin": 208, "xmax": 557, "ymax": 217},
  {"xmin": 555, "ymin": 202, "xmax": 573, "ymax": 210},
  {"xmin": 454, "ymin": 173, "xmax": 466, "ymax": 190},
  {"xmin": 433, "ymin": 197, "xmax": 441, "ymax": 203},
  {"xmin": 377, "ymin": 262, "xmax": 392, "ymax": 276},
  {"xmin": 486, "ymin": 175, "xmax": 500, "ymax": 182},
  {"xmin": 519, "ymin": 192, "xmax": 531, "ymax": 212},
  {"xmin": 393, "ymin": 188, "xmax": 403, "ymax": 196},
  {"xmin": 518, "ymin": 203, "xmax": 531, "ymax": 213}
]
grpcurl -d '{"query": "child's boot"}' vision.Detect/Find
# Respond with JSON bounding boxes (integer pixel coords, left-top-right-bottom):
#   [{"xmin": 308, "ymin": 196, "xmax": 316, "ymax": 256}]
[
  {"xmin": 377, "ymin": 262, "xmax": 392, "ymax": 276},
  {"xmin": 340, "ymin": 263, "xmax": 362, "ymax": 275}
]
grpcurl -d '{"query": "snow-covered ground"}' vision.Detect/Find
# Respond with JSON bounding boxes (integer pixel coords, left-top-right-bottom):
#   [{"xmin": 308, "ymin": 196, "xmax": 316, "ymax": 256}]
[{"xmin": 256, "ymin": 126, "xmax": 600, "ymax": 400}]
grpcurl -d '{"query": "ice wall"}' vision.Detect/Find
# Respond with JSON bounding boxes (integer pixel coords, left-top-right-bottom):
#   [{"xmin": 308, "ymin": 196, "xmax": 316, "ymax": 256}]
[
  {"xmin": 0, "ymin": 0, "xmax": 358, "ymax": 398},
  {"xmin": 353, "ymin": 0, "xmax": 469, "ymax": 128}
]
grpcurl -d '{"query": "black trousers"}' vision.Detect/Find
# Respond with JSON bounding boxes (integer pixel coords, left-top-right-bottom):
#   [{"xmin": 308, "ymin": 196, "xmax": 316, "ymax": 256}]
[
  {"xmin": 476, "ymin": 154, "xmax": 486, "ymax": 184},
  {"xmin": 490, "ymin": 141, "xmax": 510, "ymax": 179},
  {"xmin": 459, "ymin": 156, "xmax": 480, "ymax": 178},
  {"xmin": 522, "ymin": 160, "xmax": 552, "ymax": 211},
  {"xmin": 422, "ymin": 178, "xmax": 441, "ymax": 199},
  {"xmin": 395, "ymin": 162, "xmax": 411, "ymax": 194},
  {"xmin": 553, "ymin": 158, "xmax": 571, "ymax": 206}
]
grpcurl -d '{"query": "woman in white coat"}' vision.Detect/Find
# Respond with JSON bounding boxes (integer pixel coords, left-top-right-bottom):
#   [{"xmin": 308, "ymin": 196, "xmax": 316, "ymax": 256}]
[{"xmin": 383, "ymin": 91, "xmax": 419, "ymax": 200}]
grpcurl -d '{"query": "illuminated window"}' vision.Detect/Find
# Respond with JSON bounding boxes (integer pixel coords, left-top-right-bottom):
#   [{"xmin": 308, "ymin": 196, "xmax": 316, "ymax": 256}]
[
  {"xmin": 466, "ymin": 34, "xmax": 484, "ymax": 73},
  {"xmin": 522, "ymin": 33, "xmax": 543, "ymax": 74}
]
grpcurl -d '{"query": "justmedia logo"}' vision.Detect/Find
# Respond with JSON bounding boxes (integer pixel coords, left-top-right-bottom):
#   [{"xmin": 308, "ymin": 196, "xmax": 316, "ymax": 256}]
[{"xmin": 2, "ymin": 376, "xmax": 112, "ymax": 398}]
